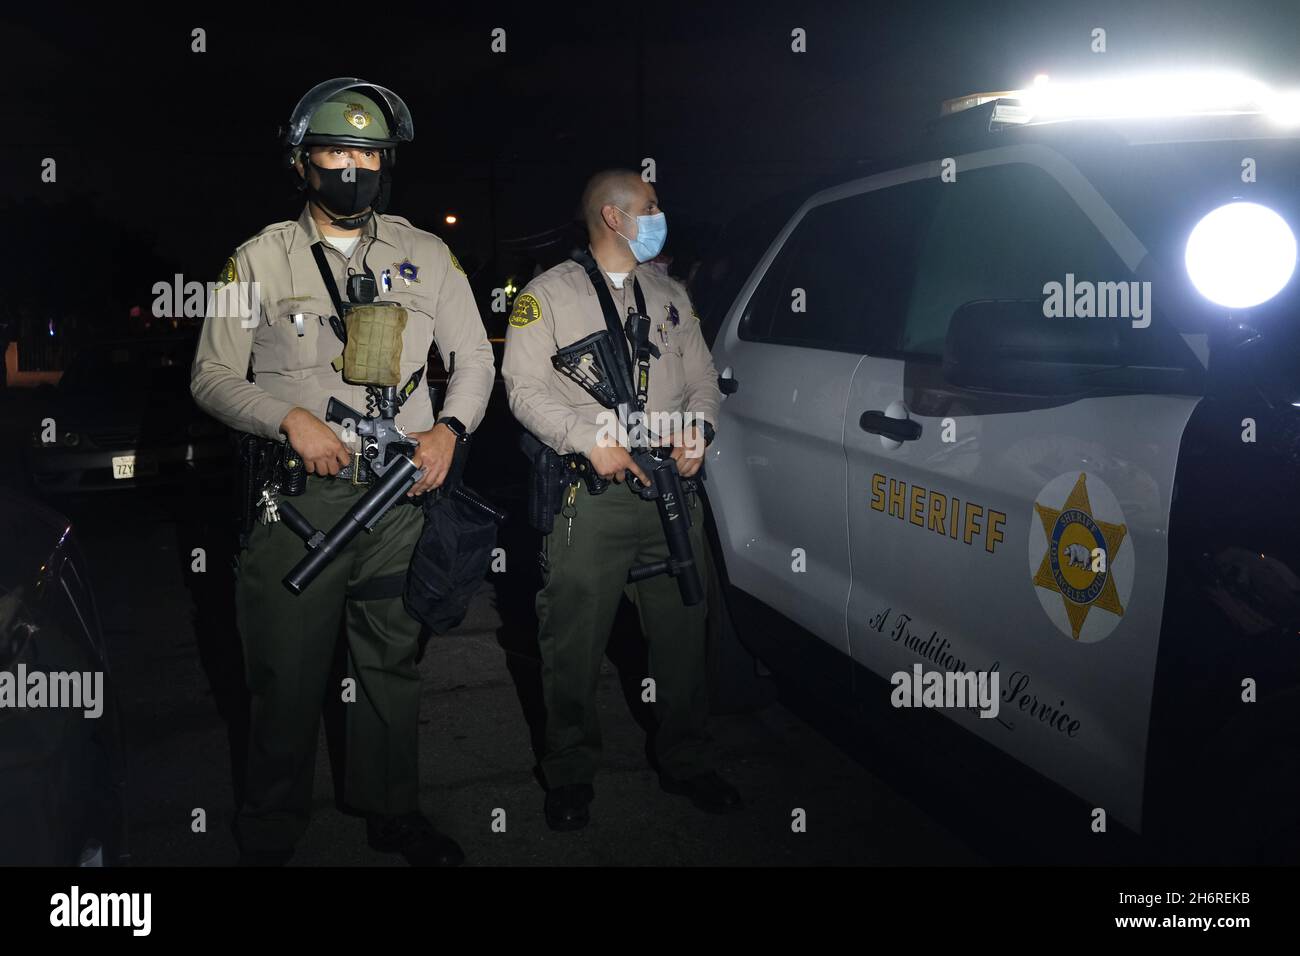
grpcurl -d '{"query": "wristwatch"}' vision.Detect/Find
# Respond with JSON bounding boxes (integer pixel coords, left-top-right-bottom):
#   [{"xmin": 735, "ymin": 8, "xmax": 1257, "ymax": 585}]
[
  {"xmin": 701, "ymin": 420, "xmax": 716, "ymax": 447},
  {"xmin": 437, "ymin": 416, "xmax": 469, "ymax": 442}
]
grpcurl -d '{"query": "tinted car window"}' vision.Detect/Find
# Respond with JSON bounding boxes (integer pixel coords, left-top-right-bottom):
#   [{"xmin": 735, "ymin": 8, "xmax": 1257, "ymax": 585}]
[
  {"xmin": 898, "ymin": 162, "xmax": 1132, "ymax": 359},
  {"xmin": 740, "ymin": 176, "xmax": 941, "ymax": 354},
  {"xmin": 691, "ymin": 192, "xmax": 804, "ymax": 349},
  {"xmin": 58, "ymin": 340, "xmax": 194, "ymax": 396}
]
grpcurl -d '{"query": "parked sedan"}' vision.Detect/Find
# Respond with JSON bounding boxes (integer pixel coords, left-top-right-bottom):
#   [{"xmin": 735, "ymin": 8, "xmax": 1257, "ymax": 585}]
[
  {"xmin": 24, "ymin": 334, "xmax": 230, "ymax": 494},
  {"xmin": 0, "ymin": 488, "xmax": 128, "ymax": 865}
]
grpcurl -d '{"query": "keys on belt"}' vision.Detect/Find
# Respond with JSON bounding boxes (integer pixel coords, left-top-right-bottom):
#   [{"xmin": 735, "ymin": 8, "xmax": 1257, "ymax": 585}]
[{"xmin": 256, "ymin": 484, "xmax": 281, "ymax": 524}]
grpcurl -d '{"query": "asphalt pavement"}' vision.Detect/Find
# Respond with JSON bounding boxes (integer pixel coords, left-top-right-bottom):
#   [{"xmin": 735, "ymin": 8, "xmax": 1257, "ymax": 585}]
[
  {"xmin": 71, "ymin": 483, "xmax": 981, "ymax": 867},
  {"xmin": 1, "ymin": 383, "xmax": 993, "ymax": 866}
]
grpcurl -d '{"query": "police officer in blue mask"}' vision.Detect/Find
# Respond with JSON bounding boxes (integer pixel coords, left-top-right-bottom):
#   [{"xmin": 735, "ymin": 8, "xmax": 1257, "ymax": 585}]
[{"xmin": 502, "ymin": 169, "xmax": 741, "ymax": 831}]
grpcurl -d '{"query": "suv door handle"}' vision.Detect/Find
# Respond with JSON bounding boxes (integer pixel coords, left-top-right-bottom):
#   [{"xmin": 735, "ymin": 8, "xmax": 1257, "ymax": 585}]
[
  {"xmin": 718, "ymin": 367, "xmax": 739, "ymax": 395},
  {"xmin": 859, "ymin": 410, "xmax": 921, "ymax": 441}
]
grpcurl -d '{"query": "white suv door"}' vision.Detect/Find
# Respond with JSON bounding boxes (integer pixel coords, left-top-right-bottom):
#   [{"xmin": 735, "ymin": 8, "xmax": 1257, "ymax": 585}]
[
  {"xmin": 706, "ymin": 173, "xmax": 942, "ymax": 658},
  {"xmin": 841, "ymin": 145, "xmax": 1203, "ymax": 830}
]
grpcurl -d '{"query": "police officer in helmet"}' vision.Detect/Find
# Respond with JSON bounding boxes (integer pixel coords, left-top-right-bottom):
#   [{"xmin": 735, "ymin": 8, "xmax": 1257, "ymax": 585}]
[{"xmin": 191, "ymin": 78, "xmax": 495, "ymax": 865}]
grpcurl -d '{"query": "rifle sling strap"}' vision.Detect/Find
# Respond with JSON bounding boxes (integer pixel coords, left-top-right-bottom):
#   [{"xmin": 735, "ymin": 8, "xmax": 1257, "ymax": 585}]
[
  {"xmin": 570, "ymin": 249, "xmax": 647, "ymax": 401},
  {"xmin": 311, "ymin": 240, "xmax": 423, "ymax": 411}
]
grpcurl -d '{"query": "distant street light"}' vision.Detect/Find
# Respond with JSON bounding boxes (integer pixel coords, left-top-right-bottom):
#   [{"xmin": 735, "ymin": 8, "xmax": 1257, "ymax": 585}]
[{"xmin": 445, "ymin": 214, "xmax": 458, "ymax": 225}]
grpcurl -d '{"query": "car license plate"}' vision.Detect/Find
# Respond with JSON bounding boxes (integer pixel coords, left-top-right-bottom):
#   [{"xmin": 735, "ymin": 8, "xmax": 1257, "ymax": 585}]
[{"xmin": 111, "ymin": 455, "xmax": 158, "ymax": 479}]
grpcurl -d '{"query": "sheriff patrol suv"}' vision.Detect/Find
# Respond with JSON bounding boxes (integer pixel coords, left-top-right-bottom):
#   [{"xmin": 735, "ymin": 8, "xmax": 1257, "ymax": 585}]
[{"xmin": 701, "ymin": 72, "xmax": 1300, "ymax": 861}]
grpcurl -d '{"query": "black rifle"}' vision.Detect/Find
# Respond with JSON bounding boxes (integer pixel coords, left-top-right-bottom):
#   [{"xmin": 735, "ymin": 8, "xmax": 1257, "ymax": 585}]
[
  {"xmin": 277, "ymin": 387, "xmax": 504, "ymax": 594},
  {"xmin": 551, "ymin": 315, "xmax": 705, "ymax": 607}
]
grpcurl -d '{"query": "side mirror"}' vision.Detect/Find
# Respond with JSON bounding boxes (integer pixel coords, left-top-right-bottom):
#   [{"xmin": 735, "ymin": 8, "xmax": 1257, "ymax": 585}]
[{"xmin": 942, "ymin": 298, "xmax": 1202, "ymax": 396}]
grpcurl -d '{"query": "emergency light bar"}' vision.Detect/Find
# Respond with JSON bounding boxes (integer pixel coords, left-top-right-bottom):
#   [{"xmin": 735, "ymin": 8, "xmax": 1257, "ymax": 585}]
[{"xmin": 942, "ymin": 71, "xmax": 1300, "ymax": 127}]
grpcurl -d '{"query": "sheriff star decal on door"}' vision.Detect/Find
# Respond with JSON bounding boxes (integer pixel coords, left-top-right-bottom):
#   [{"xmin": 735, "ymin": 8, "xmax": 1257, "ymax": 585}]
[{"xmin": 1029, "ymin": 472, "xmax": 1133, "ymax": 642}]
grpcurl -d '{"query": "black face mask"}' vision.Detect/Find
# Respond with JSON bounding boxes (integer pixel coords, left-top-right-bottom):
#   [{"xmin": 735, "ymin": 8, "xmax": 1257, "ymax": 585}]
[{"xmin": 307, "ymin": 160, "xmax": 382, "ymax": 221}]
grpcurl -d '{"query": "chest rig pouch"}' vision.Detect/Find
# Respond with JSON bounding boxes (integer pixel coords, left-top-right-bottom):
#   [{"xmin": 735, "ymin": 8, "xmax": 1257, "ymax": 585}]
[
  {"xmin": 342, "ymin": 302, "xmax": 407, "ymax": 386},
  {"xmin": 311, "ymin": 242, "xmax": 409, "ymax": 387}
]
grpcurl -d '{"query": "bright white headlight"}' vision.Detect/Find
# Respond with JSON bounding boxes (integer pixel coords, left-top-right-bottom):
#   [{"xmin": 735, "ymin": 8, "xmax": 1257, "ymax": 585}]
[{"xmin": 1185, "ymin": 201, "xmax": 1297, "ymax": 308}]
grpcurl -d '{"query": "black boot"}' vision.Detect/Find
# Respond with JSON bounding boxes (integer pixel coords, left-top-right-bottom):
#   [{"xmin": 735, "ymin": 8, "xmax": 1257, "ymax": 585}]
[
  {"xmin": 659, "ymin": 771, "xmax": 743, "ymax": 814},
  {"xmin": 544, "ymin": 783, "xmax": 594, "ymax": 831},
  {"xmin": 367, "ymin": 813, "xmax": 465, "ymax": 867}
]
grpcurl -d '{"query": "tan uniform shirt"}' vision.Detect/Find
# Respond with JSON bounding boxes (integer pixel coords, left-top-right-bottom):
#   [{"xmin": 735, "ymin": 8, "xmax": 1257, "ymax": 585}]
[
  {"xmin": 502, "ymin": 257, "xmax": 720, "ymax": 456},
  {"xmin": 191, "ymin": 206, "xmax": 494, "ymax": 442}
]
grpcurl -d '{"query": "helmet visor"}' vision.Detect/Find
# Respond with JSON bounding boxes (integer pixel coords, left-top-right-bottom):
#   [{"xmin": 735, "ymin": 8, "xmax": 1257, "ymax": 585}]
[{"xmin": 284, "ymin": 77, "xmax": 414, "ymax": 148}]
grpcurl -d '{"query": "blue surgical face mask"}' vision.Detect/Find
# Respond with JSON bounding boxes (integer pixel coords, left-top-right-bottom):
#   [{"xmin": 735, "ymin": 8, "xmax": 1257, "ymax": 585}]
[{"xmin": 615, "ymin": 207, "xmax": 668, "ymax": 263}]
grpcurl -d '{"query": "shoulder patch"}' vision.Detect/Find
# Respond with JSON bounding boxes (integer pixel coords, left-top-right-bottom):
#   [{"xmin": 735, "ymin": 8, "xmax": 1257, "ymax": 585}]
[
  {"xmin": 216, "ymin": 256, "xmax": 238, "ymax": 288},
  {"xmin": 509, "ymin": 292, "xmax": 542, "ymax": 328},
  {"xmin": 448, "ymin": 249, "xmax": 466, "ymax": 276}
]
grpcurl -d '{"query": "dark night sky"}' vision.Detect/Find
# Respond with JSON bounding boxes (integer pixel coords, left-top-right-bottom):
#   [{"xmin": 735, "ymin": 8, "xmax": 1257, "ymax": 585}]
[{"xmin": 4, "ymin": 0, "xmax": 1300, "ymax": 317}]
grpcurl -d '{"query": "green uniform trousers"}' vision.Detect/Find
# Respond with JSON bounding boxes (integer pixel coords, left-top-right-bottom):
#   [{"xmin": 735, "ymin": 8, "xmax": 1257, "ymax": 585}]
[
  {"xmin": 537, "ymin": 479, "xmax": 712, "ymax": 788},
  {"xmin": 233, "ymin": 474, "xmax": 424, "ymax": 853}
]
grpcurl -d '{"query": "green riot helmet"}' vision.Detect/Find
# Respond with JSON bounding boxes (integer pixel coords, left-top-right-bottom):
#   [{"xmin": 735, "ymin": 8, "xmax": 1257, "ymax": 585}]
[
  {"xmin": 281, "ymin": 78, "xmax": 414, "ymax": 227},
  {"xmin": 283, "ymin": 77, "xmax": 414, "ymax": 150}
]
